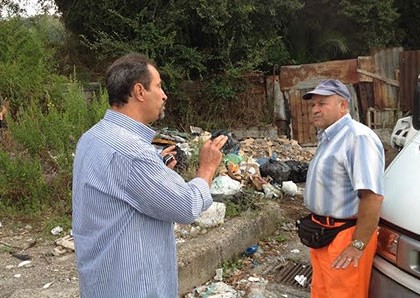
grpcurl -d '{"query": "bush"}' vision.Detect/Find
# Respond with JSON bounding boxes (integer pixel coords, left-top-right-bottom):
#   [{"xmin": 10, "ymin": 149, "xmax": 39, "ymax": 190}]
[{"xmin": 1, "ymin": 81, "xmax": 108, "ymax": 217}]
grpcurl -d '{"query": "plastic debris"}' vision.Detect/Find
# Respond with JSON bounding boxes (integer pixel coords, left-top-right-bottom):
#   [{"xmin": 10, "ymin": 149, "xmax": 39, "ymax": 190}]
[
  {"xmin": 210, "ymin": 175, "xmax": 242, "ymax": 199},
  {"xmin": 186, "ymin": 282, "xmax": 238, "ymax": 298},
  {"xmin": 43, "ymin": 282, "xmax": 53, "ymax": 289},
  {"xmin": 282, "ymin": 181, "xmax": 298, "ymax": 196},
  {"xmin": 284, "ymin": 160, "xmax": 308, "ymax": 183},
  {"xmin": 244, "ymin": 244, "xmax": 259, "ymax": 256},
  {"xmin": 17, "ymin": 260, "xmax": 32, "ymax": 267},
  {"xmin": 51, "ymin": 226, "xmax": 63, "ymax": 235},
  {"xmin": 260, "ymin": 159, "xmax": 291, "ymax": 184},
  {"xmin": 55, "ymin": 235, "xmax": 75, "ymax": 251},
  {"xmin": 214, "ymin": 268, "xmax": 223, "ymax": 281},
  {"xmin": 262, "ymin": 183, "xmax": 282, "ymax": 199},
  {"xmin": 294, "ymin": 274, "xmax": 307, "ymax": 287}
]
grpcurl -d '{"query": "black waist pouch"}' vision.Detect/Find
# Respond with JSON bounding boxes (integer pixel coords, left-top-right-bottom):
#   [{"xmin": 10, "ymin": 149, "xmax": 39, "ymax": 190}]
[{"xmin": 296, "ymin": 214, "xmax": 357, "ymax": 249}]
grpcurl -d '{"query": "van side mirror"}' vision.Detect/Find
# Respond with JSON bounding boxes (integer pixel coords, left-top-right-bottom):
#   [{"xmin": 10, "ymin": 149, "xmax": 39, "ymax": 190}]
[{"xmin": 413, "ymin": 74, "xmax": 420, "ymax": 130}]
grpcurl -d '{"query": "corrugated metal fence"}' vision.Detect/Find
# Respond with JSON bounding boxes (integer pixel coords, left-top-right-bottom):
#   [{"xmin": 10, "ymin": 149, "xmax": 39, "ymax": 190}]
[{"xmin": 276, "ymin": 47, "xmax": 420, "ymax": 145}]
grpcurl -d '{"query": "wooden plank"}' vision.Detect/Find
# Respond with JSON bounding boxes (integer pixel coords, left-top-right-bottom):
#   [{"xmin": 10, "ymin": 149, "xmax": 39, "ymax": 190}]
[
  {"xmin": 356, "ymin": 69, "xmax": 399, "ymax": 87},
  {"xmin": 289, "ymin": 90, "xmax": 303, "ymax": 144},
  {"xmin": 357, "ymin": 56, "xmax": 375, "ymax": 82}
]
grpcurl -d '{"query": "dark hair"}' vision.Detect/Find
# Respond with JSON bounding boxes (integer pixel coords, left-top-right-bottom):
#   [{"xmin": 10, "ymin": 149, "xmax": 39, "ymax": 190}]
[{"xmin": 105, "ymin": 53, "xmax": 156, "ymax": 107}]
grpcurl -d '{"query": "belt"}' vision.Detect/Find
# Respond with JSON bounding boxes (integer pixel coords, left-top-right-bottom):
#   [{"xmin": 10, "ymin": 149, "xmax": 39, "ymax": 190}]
[{"xmin": 311, "ymin": 214, "xmax": 357, "ymax": 225}]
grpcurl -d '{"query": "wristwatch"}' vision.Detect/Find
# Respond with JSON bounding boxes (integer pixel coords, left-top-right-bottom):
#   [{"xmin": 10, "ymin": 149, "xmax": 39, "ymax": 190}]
[{"xmin": 352, "ymin": 239, "xmax": 365, "ymax": 250}]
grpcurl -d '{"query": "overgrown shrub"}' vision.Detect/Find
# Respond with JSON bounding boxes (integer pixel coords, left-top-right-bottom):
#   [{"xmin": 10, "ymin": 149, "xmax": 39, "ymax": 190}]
[{"xmin": 0, "ymin": 83, "xmax": 108, "ymax": 216}]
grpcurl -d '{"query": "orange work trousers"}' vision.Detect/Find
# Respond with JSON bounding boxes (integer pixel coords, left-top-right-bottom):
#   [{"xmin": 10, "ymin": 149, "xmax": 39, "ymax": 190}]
[{"xmin": 310, "ymin": 219, "xmax": 378, "ymax": 298}]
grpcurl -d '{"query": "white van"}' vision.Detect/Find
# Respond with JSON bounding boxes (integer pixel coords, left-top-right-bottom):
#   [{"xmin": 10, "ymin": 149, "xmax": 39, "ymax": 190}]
[{"xmin": 369, "ymin": 80, "xmax": 420, "ymax": 297}]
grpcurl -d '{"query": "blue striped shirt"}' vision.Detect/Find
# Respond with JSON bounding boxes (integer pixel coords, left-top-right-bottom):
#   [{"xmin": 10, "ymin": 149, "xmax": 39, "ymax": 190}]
[
  {"xmin": 72, "ymin": 110, "xmax": 213, "ymax": 298},
  {"xmin": 303, "ymin": 114, "xmax": 384, "ymax": 218}
]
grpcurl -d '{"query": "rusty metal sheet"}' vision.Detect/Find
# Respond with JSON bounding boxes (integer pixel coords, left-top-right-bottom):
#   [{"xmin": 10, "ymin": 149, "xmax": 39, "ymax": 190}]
[
  {"xmin": 280, "ymin": 59, "xmax": 359, "ymax": 90},
  {"xmin": 399, "ymin": 50, "xmax": 420, "ymax": 112}
]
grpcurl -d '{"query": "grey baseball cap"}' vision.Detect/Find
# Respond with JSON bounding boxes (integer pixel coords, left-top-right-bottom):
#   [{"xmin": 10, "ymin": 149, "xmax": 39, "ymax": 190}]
[{"xmin": 302, "ymin": 79, "xmax": 351, "ymax": 102}]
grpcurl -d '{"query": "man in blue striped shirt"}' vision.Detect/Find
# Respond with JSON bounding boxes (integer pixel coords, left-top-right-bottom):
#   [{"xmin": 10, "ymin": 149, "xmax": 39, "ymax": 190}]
[
  {"xmin": 72, "ymin": 53, "xmax": 228, "ymax": 298},
  {"xmin": 301, "ymin": 79, "xmax": 384, "ymax": 298}
]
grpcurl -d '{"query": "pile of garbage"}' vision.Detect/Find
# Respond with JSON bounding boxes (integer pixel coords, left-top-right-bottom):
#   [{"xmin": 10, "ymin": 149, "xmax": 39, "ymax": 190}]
[
  {"xmin": 153, "ymin": 127, "xmax": 314, "ymax": 240},
  {"xmin": 51, "ymin": 127, "xmax": 314, "ymax": 252},
  {"xmin": 154, "ymin": 127, "xmax": 313, "ymax": 202}
]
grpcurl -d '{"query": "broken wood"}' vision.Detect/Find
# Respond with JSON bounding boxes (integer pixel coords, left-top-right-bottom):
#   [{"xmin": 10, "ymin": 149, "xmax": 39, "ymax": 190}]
[{"xmin": 356, "ymin": 69, "xmax": 399, "ymax": 87}]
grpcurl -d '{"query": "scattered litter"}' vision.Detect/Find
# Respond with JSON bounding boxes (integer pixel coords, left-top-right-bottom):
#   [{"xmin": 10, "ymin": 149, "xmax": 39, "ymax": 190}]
[
  {"xmin": 282, "ymin": 181, "xmax": 298, "ymax": 196},
  {"xmin": 52, "ymin": 246, "xmax": 68, "ymax": 256},
  {"xmin": 51, "ymin": 226, "xmax": 63, "ymax": 236},
  {"xmin": 260, "ymin": 159, "xmax": 291, "ymax": 184},
  {"xmin": 214, "ymin": 268, "xmax": 223, "ymax": 281},
  {"xmin": 248, "ymin": 276, "xmax": 261, "ymax": 282},
  {"xmin": 55, "ymin": 235, "xmax": 75, "ymax": 251},
  {"xmin": 244, "ymin": 244, "xmax": 259, "ymax": 256},
  {"xmin": 294, "ymin": 274, "xmax": 307, "ymax": 287},
  {"xmin": 262, "ymin": 183, "xmax": 282, "ymax": 199},
  {"xmin": 210, "ymin": 175, "xmax": 242, "ymax": 199},
  {"xmin": 14, "ymin": 274, "xmax": 21, "ymax": 278},
  {"xmin": 0, "ymin": 221, "xmax": 2, "ymax": 228},
  {"xmin": 12, "ymin": 253, "xmax": 31, "ymax": 261},
  {"xmin": 284, "ymin": 160, "xmax": 308, "ymax": 183},
  {"xmin": 17, "ymin": 260, "xmax": 32, "ymax": 268},
  {"xmin": 186, "ymin": 281, "xmax": 238, "ymax": 298},
  {"xmin": 290, "ymin": 249, "xmax": 300, "ymax": 254},
  {"xmin": 42, "ymin": 282, "xmax": 53, "ymax": 289}
]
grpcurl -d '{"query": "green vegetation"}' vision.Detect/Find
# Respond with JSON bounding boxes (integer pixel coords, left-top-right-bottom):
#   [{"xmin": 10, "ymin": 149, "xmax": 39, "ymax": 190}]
[{"xmin": 0, "ymin": 0, "xmax": 418, "ymax": 230}]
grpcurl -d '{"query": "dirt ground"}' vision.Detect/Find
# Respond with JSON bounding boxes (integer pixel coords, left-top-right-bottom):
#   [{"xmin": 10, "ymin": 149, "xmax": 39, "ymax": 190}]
[
  {"xmin": 0, "ymin": 140, "xmax": 397, "ymax": 298},
  {"xmin": 0, "ymin": 194, "xmax": 310, "ymax": 298}
]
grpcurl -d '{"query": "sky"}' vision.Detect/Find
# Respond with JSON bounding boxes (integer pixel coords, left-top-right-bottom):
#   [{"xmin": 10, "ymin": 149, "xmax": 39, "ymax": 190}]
[
  {"xmin": 24, "ymin": 0, "xmax": 57, "ymax": 16},
  {"xmin": 1, "ymin": 0, "xmax": 57, "ymax": 17}
]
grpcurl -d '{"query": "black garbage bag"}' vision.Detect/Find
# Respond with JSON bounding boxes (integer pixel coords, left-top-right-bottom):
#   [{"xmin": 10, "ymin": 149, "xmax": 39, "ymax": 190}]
[
  {"xmin": 284, "ymin": 160, "xmax": 309, "ymax": 183},
  {"xmin": 259, "ymin": 159, "xmax": 291, "ymax": 185},
  {"xmin": 211, "ymin": 130, "xmax": 240, "ymax": 154}
]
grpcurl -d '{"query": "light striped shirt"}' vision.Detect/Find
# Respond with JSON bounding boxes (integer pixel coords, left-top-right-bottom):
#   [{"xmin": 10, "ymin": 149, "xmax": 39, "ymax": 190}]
[
  {"xmin": 72, "ymin": 110, "xmax": 213, "ymax": 298},
  {"xmin": 303, "ymin": 114, "xmax": 384, "ymax": 218}
]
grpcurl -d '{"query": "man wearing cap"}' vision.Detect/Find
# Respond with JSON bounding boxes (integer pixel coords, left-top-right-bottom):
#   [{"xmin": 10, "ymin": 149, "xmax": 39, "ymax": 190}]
[{"xmin": 302, "ymin": 79, "xmax": 384, "ymax": 298}]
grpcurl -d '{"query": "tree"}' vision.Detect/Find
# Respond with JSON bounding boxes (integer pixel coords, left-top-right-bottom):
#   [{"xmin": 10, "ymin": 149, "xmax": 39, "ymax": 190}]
[
  {"xmin": 284, "ymin": 0, "xmax": 400, "ymax": 64},
  {"xmin": 395, "ymin": 0, "xmax": 420, "ymax": 50},
  {"xmin": 53, "ymin": 0, "xmax": 302, "ymax": 75}
]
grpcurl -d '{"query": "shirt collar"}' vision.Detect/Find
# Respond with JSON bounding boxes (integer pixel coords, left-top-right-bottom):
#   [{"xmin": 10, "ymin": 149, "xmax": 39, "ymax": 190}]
[
  {"xmin": 318, "ymin": 113, "xmax": 352, "ymax": 142},
  {"xmin": 103, "ymin": 109, "xmax": 156, "ymax": 143}
]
